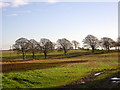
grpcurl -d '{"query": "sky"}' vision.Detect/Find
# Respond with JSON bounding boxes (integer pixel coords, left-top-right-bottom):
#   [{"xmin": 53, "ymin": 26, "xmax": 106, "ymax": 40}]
[{"xmin": 0, "ymin": 0, "xmax": 118, "ymax": 50}]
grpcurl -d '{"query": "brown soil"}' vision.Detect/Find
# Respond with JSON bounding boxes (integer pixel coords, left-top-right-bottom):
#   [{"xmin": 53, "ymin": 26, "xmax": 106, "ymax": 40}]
[{"xmin": 2, "ymin": 60, "xmax": 88, "ymax": 73}]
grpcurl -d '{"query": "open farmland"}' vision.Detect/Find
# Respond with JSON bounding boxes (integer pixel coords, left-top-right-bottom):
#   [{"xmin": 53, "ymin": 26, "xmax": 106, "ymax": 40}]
[
  {"xmin": 1, "ymin": 50, "xmax": 120, "ymax": 89},
  {"xmin": 1, "ymin": 1, "xmax": 119, "ymax": 89}
]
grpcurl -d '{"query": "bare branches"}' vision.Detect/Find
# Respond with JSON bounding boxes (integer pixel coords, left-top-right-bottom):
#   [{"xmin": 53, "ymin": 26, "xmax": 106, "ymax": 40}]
[
  {"xmin": 100, "ymin": 37, "xmax": 115, "ymax": 52},
  {"xmin": 13, "ymin": 38, "xmax": 30, "ymax": 59},
  {"xmin": 12, "ymin": 35, "xmax": 118, "ymax": 60},
  {"xmin": 40, "ymin": 38, "xmax": 54, "ymax": 59},
  {"xmin": 57, "ymin": 38, "xmax": 72, "ymax": 55},
  {"xmin": 28, "ymin": 39, "xmax": 41, "ymax": 59},
  {"xmin": 72, "ymin": 40, "xmax": 80, "ymax": 50},
  {"xmin": 83, "ymin": 35, "xmax": 99, "ymax": 53}
]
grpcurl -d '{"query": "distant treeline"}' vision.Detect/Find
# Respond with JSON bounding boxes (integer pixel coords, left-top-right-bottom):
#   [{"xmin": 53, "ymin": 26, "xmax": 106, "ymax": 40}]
[{"xmin": 12, "ymin": 34, "xmax": 120, "ymax": 59}]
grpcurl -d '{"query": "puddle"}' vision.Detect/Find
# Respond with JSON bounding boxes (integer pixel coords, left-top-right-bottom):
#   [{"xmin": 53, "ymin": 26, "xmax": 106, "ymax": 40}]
[
  {"xmin": 110, "ymin": 77, "xmax": 120, "ymax": 81},
  {"xmin": 81, "ymin": 82, "xmax": 85, "ymax": 84},
  {"xmin": 112, "ymin": 81, "xmax": 120, "ymax": 83},
  {"xmin": 94, "ymin": 72, "xmax": 104, "ymax": 76},
  {"xmin": 62, "ymin": 70, "xmax": 119, "ymax": 88},
  {"xmin": 111, "ymin": 77, "xmax": 120, "ymax": 84}
]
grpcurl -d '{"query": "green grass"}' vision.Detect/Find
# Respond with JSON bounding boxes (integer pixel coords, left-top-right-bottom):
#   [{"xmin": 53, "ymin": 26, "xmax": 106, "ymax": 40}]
[
  {"xmin": 2, "ymin": 49, "xmax": 89, "ymax": 57},
  {"xmin": 2, "ymin": 51, "xmax": 119, "ymax": 88},
  {"xmin": 2, "ymin": 64, "xmax": 118, "ymax": 88},
  {"xmin": 2, "ymin": 49, "xmax": 111, "ymax": 61}
]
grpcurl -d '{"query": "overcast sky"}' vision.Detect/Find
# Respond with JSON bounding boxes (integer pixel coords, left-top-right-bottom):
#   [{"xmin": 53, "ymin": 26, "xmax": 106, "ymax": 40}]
[{"xmin": 1, "ymin": 0, "xmax": 118, "ymax": 50}]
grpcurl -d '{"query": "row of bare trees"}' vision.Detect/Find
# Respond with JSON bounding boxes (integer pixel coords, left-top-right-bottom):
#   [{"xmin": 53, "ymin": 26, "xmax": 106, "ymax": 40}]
[
  {"xmin": 12, "ymin": 35, "xmax": 120, "ymax": 59},
  {"xmin": 83, "ymin": 35, "xmax": 119, "ymax": 53}
]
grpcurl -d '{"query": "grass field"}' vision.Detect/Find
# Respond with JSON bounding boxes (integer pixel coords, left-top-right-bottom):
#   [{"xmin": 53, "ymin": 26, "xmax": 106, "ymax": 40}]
[
  {"xmin": 2, "ymin": 49, "xmax": 109, "ymax": 61},
  {"xmin": 1, "ymin": 50, "xmax": 119, "ymax": 88}
]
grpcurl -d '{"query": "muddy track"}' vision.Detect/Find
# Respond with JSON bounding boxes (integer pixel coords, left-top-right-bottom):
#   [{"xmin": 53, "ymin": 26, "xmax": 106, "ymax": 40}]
[{"xmin": 60, "ymin": 69, "xmax": 120, "ymax": 89}]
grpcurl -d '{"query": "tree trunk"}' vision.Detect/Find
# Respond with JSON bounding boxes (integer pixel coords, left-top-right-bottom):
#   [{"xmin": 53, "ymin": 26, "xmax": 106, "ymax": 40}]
[
  {"xmin": 32, "ymin": 51, "xmax": 35, "ymax": 59},
  {"xmin": 74, "ymin": 45, "xmax": 76, "ymax": 50},
  {"xmin": 105, "ymin": 46, "xmax": 108, "ymax": 51},
  {"xmin": 92, "ymin": 48, "xmax": 94, "ymax": 53},
  {"xmin": 44, "ymin": 50, "xmax": 47, "ymax": 59},
  {"xmin": 107, "ymin": 46, "xmax": 110, "ymax": 52},
  {"xmin": 25, "ymin": 52, "xmax": 27, "ymax": 59},
  {"xmin": 22, "ymin": 50, "xmax": 25, "ymax": 60},
  {"xmin": 64, "ymin": 49, "xmax": 67, "ymax": 56},
  {"xmin": 91, "ymin": 46, "xmax": 94, "ymax": 53}
]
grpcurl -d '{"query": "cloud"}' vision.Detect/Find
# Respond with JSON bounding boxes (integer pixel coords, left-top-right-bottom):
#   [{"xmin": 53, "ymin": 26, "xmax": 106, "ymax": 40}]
[
  {"xmin": 15, "ymin": 10, "xmax": 31, "ymax": 14},
  {"xmin": 6, "ymin": 10, "xmax": 31, "ymax": 16},
  {"xmin": 8, "ymin": 13, "xmax": 17, "ymax": 16},
  {"xmin": 11, "ymin": 0, "xmax": 29, "ymax": 7},
  {"xmin": 47, "ymin": 0, "xmax": 58, "ymax": 4},
  {"xmin": 0, "ymin": 0, "xmax": 29, "ymax": 8},
  {"xmin": 0, "ymin": 2, "xmax": 10, "ymax": 8}
]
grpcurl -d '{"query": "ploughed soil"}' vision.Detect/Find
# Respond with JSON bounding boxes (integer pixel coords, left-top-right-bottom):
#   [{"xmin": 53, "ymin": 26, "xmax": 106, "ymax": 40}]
[
  {"xmin": 2, "ymin": 60, "xmax": 89, "ymax": 73},
  {"xmin": 2, "ymin": 52, "xmax": 118, "ymax": 73},
  {"xmin": 60, "ymin": 69, "xmax": 120, "ymax": 89}
]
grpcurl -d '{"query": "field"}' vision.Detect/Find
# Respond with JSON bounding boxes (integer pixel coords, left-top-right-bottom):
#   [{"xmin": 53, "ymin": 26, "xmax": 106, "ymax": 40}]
[{"xmin": 1, "ymin": 50, "xmax": 120, "ymax": 89}]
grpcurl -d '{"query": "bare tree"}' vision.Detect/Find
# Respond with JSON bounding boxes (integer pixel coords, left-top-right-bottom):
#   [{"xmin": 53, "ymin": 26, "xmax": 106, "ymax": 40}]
[
  {"xmin": 52, "ymin": 42, "xmax": 56, "ymax": 50},
  {"xmin": 13, "ymin": 38, "xmax": 30, "ymax": 59},
  {"xmin": 12, "ymin": 43, "xmax": 21, "ymax": 56},
  {"xmin": 12, "ymin": 43, "xmax": 19, "ymax": 51},
  {"xmin": 100, "ymin": 37, "xmax": 115, "ymax": 52},
  {"xmin": 72, "ymin": 40, "xmax": 80, "ymax": 50},
  {"xmin": 57, "ymin": 38, "xmax": 72, "ymax": 55},
  {"xmin": 28, "ymin": 39, "xmax": 41, "ymax": 59},
  {"xmin": 40, "ymin": 38, "xmax": 54, "ymax": 59},
  {"xmin": 115, "ymin": 36, "xmax": 120, "ymax": 50},
  {"xmin": 83, "ymin": 35, "xmax": 99, "ymax": 53}
]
